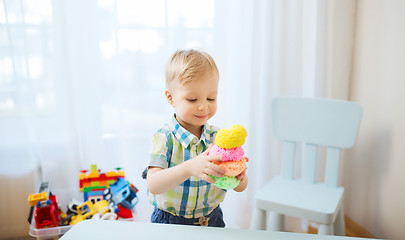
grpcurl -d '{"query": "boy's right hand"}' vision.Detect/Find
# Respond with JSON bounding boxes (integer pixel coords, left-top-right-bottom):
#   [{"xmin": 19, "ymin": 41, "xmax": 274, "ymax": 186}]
[{"xmin": 186, "ymin": 146, "xmax": 225, "ymax": 183}]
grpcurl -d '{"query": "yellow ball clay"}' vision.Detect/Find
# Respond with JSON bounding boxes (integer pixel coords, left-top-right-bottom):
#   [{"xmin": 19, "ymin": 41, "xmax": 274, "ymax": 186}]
[{"xmin": 215, "ymin": 125, "xmax": 247, "ymax": 149}]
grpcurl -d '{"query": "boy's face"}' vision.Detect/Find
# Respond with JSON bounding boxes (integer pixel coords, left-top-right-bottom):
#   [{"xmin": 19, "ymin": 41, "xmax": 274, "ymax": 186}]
[{"xmin": 165, "ymin": 70, "xmax": 218, "ymax": 136}]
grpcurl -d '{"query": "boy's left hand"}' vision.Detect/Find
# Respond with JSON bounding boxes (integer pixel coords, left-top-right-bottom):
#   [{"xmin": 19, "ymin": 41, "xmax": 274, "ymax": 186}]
[
  {"xmin": 236, "ymin": 170, "xmax": 247, "ymax": 181},
  {"xmin": 233, "ymin": 170, "xmax": 248, "ymax": 192}
]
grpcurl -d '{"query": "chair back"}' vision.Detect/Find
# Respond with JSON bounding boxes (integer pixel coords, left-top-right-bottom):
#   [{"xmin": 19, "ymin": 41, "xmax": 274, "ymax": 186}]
[{"xmin": 272, "ymin": 97, "xmax": 362, "ymax": 187}]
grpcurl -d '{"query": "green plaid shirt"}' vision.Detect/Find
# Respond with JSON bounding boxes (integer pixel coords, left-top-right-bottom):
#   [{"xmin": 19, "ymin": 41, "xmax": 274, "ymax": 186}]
[{"xmin": 148, "ymin": 115, "xmax": 226, "ymax": 218}]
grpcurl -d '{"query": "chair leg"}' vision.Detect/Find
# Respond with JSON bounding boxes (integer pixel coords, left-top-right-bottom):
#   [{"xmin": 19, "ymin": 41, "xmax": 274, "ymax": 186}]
[
  {"xmin": 269, "ymin": 212, "xmax": 285, "ymax": 231},
  {"xmin": 318, "ymin": 224, "xmax": 333, "ymax": 235},
  {"xmin": 334, "ymin": 206, "xmax": 346, "ymax": 236},
  {"xmin": 251, "ymin": 208, "xmax": 267, "ymax": 230}
]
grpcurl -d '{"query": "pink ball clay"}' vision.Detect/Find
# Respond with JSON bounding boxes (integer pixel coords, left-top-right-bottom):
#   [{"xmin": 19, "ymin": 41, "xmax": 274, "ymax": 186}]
[{"xmin": 209, "ymin": 145, "xmax": 244, "ymax": 161}]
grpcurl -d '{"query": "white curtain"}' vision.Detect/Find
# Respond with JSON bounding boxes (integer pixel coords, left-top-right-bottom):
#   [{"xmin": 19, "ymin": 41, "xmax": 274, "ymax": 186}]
[{"xmin": 0, "ymin": 0, "xmax": 355, "ymax": 236}]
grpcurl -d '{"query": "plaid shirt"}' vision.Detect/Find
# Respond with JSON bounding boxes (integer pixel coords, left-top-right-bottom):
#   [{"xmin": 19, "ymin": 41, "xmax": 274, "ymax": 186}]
[{"xmin": 147, "ymin": 115, "xmax": 226, "ymax": 218}]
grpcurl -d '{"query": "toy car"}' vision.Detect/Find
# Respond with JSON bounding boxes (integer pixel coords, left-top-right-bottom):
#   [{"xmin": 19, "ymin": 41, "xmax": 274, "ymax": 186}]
[
  {"xmin": 69, "ymin": 200, "xmax": 97, "ymax": 225},
  {"xmin": 34, "ymin": 194, "xmax": 61, "ymax": 229},
  {"xmin": 103, "ymin": 178, "xmax": 138, "ymax": 209}
]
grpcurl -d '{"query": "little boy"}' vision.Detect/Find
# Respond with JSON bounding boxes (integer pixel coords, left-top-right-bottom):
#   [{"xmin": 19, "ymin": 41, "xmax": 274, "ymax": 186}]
[{"xmin": 146, "ymin": 49, "xmax": 248, "ymax": 227}]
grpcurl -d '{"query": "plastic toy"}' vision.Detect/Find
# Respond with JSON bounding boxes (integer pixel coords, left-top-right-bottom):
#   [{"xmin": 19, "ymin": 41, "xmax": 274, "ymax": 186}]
[
  {"xmin": 28, "ymin": 192, "xmax": 48, "ymax": 207},
  {"xmin": 79, "ymin": 164, "xmax": 125, "ymax": 203},
  {"xmin": 69, "ymin": 200, "xmax": 97, "ymax": 225},
  {"xmin": 208, "ymin": 124, "xmax": 248, "ymax": 190},
  {"xmin": 91, "ymin": 200, "xmax": 117, "ymax": 220},
  {"xmin": 116, "ymin": 205, "xmax": 133, "ymax": 219},
  {"xmin": 27, "ymin": 181, "xmax": 62, "ymax": 229},
  {"xmin": 66, "ymin": 198, "xmax": 83, "ymax": 215},
  {"xmin": 34, "ymin": 194, "xmax": 61, "ymax": 229},
  {"xmin": 27, "ymin": 181, "xmax": 50, "ymax": 225},
  {"xmin": 103, "ymin": 178, "xmax": 139, "ymax": 209}
]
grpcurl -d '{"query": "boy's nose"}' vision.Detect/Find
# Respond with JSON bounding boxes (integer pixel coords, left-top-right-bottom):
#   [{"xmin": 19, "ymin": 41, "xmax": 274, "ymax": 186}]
[{"xmin": 198, "ymin": 103, "xmax": 208, "ymax": 111}]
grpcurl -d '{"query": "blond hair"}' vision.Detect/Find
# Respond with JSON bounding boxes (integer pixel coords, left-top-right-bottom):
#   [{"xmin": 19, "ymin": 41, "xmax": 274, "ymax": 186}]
[{"xmin": 165, "ymin": 49, "xmax": 219, "ymax": 87}]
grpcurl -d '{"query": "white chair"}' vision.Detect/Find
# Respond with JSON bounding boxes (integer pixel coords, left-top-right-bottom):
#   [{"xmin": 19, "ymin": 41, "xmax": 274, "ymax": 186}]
[{"xmin": 251, "ymin": 97, "xmax": 362, "ymax": 235}]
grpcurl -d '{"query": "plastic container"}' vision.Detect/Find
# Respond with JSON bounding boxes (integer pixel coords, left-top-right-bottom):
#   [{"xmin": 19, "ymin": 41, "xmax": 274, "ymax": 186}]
[
  {"xmin": 28, "ymin": 188, "xmax": 76, "ymax": 239},
  {"xmin": 29, "ymin": 213, "xmax": 72, "ymax": 240}
]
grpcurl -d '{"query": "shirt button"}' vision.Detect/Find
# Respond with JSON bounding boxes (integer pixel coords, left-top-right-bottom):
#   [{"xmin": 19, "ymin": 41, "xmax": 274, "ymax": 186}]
[{"xmin": 192, "ymin": 139, "xmax": 198, "ymax": 144}]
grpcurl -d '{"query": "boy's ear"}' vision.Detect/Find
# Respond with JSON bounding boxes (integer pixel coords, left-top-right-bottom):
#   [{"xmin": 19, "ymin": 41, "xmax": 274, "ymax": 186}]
[{"xmin": 165, "ymin": 90, "xmax": 174, "ymax": 106}]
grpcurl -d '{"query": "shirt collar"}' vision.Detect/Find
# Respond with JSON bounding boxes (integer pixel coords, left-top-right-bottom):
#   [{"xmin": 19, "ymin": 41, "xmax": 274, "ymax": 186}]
[{"xmin": 169, "ymin": 114, "xmax": 211, "ymax": 149}]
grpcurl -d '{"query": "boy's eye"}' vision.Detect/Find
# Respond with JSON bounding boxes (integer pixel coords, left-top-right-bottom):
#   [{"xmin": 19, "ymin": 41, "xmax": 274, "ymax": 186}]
[
  {"xmin": 207, "ymin": 98, "xmax": 216, "ymax": 101},
  {"xmin": 187, "ymin": 99, "xmax": 197, "ymax": 102}
]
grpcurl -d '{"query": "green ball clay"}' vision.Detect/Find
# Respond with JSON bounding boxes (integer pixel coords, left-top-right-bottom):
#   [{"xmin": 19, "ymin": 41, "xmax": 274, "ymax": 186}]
[{"xmin": 210, "ymin": 175, "xmax": 240, "ymax": 190}]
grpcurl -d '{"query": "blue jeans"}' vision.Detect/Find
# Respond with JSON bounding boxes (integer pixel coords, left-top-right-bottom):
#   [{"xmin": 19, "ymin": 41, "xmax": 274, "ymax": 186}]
[{"xmin": 151, "ymin": 206, "xmax": 225, "ymax": 227}]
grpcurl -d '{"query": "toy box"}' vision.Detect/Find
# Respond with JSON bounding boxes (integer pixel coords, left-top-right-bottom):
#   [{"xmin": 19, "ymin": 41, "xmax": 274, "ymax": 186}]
[
  {"xmin": 28, "ymin": 189, "xmax": 74, "ymax": 239},
  {"xmin": 29, "ymin": 218, "xmax": 72, "ymax": 240},
  {"xmin": 28, "ymin": 166, "xmax": 138, "ymax": 239}
]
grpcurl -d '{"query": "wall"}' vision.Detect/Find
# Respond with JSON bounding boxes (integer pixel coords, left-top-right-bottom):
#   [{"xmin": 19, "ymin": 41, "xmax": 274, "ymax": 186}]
[
  {"xmin": 0, "ymin": 162, "xmax": 40, "ymax": 238},
  {"xmin": 344, "ymin": 0, "xmax": 405, "ymax": 239}
]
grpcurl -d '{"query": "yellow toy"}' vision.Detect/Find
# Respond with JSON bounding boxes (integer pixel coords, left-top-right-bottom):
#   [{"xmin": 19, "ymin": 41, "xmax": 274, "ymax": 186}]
[
  {"xmin": 69, "ymin": 201, "xmax": 97, "ymax": 225},
  {"xmin": 28, "ymin": 192, "xmax": 48, "ymax": 207}
]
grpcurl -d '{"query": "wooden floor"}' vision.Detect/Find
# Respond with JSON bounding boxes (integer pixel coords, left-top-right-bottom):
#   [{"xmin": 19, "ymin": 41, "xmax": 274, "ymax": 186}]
[{"xmin": 307, "ymin": 216, "xmax": 376, "ymax": 238}]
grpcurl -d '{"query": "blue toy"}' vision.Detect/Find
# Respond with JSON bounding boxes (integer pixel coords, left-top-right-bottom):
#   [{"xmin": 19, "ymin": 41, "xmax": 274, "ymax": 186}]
[{"xmin": 103, "ymin": 178, "xmax": 138, "ymax": 209}]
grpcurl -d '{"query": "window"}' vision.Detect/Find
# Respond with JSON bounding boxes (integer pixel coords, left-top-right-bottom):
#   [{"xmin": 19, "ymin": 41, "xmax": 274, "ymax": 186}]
[{"xmin": 0, "ymin": 0, "xmax": 217, "ymax": 170}]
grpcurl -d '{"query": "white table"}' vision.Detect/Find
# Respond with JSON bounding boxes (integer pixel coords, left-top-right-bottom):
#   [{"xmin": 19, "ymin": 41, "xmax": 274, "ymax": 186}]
[{"xmin": 60, "ymin": 220, "xmax": 381, "ymax": 240}]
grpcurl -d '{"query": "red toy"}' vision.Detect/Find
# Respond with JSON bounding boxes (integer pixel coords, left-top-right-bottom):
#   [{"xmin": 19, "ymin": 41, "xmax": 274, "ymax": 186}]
[
  {"xmin": 34, "ymin": 194, "xmax": 61, "ymax": 229},
  {"xmin": 116, "ymin": 205, "xmax": 133, "ymax": 219}
]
